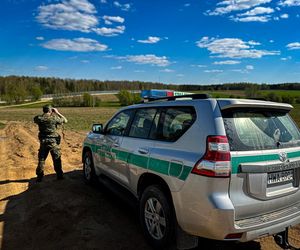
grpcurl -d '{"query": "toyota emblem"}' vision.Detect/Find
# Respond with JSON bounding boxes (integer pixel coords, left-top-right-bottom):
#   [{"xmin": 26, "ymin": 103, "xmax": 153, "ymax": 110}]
[{"xmin": 279, "ymin": 152, "xmax": 288, "ymax": 163}]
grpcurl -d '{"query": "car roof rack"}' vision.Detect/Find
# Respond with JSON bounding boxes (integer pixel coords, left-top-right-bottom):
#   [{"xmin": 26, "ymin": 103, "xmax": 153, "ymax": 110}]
[{"xmin": 145, "ymin": 93, "xmax": 211, "ymax": 102}]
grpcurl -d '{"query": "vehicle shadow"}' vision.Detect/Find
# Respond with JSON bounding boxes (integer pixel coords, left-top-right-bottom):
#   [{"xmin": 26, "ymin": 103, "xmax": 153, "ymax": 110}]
[{"xmin": 0, "ymin": 170, "xmax": 263, "ymax": 250}]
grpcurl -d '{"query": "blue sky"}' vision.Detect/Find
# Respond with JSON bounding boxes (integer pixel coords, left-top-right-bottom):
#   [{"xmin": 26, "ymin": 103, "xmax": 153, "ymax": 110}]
[{"xmin": 1, "ymin": 0, "xmax": 300, "ymax": 84}]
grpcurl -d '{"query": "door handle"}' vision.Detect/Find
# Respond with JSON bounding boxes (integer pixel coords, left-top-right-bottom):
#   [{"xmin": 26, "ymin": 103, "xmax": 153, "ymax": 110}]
[
  {"xmin": 113, "ymin": 143, "xmax": 119, "ymax": 147},
  {"xmin": 138, "ymin": 148, "xmax": 149, "ymax": 155}
]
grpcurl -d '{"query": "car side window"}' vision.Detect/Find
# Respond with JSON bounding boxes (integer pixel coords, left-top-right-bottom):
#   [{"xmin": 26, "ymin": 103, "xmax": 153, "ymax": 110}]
[
  {"xmin": 106, "ymin": 110, "xmax": 133, "ymax": 136},
  {"xmin": 157, "ymin": 107, "xmax": 196, "ymax": 142},
  {"xmin": 129, "ymin": 108, "xmax": 157, "ymax": 139}
]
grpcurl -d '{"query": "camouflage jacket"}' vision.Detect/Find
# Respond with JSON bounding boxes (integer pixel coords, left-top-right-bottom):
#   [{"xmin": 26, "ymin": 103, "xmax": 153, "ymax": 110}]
[{"xmin": 34, "ymin": 114, "xmax": 65, "ymax": 140}]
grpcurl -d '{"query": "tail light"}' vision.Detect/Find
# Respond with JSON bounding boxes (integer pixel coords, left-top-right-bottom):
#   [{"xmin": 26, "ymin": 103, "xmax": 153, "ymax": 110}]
[{"xmin": 192, "ymin": 135, "xmax": 231, "ymax": 178}]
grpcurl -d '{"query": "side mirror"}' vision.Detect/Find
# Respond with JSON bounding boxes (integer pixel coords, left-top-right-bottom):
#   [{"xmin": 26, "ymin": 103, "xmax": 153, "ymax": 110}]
[{"xmin": 92, "ymin": 124, "xmax": 103, "ymax": 134}]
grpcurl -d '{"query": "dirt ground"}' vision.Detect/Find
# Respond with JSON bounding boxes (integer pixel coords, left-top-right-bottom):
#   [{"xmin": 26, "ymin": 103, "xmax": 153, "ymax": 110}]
[{"xmin": 0, "ymin": 122, "xmax": 299, "ymax": 250}]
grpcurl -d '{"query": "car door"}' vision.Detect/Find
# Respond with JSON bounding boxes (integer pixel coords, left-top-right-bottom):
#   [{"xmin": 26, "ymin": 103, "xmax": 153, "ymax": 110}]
[
  {"xmin": 120, "ymin": 108, "xmax": 159, "ymax": 191},
  {"xmin": 98, "ymin": 109, "xmax": 134, "ymax": 182}
]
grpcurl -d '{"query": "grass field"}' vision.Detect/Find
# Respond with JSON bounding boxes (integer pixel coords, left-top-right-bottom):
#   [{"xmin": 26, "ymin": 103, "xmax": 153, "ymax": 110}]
[
  {"xmin": 0, "ymin": 107, "xmax": 119, "ymax": 131},
  {"xmin": 260, "ymin": 90, "xmax": 300, "ymax": 97},
  {"xmin": 194, "ymin": 89, "xmax": 300, "ymax": 99},
  {"xmin": 202, "ymin": 90, "xmax": 246, "ymax": 98}
]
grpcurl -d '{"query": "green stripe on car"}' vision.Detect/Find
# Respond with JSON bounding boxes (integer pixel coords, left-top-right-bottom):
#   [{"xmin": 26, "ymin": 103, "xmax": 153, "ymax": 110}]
[
  {"xmin": 84, "ymin": 142, "xmax": 192, "ymax": 180},
  {"xmin": 84, "ymin": 143, "xmax": 300, "ymax": 178},
  {"xmin": 231, "ymin": 150, "xmax": 300, "ymax": 174}
]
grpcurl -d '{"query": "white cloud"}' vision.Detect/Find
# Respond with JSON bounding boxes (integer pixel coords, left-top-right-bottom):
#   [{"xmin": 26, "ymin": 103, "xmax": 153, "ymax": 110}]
[
  {"xmin": 111, "ymin": 66, "xmax": 122, "ymax": 70},
  {"xmin": 37, "ymin": 0, "xmax": 98, "ymax": 32},
  {"xmin": 213, "ymin": 60, "xmax": 241, "ymax": 65},
  {"xmin": 238, "ymin": 6, "xmax": 274, "ymax": 16},
  {"xmin": 191, "ymin": 64, "xmax": 207, "ymax": 68},
  {"xmin": 93, "ymin": 26, "xmax": 125, "ymax": 36},
  {"xmin": 231, "ymin": 65, "xmax": 254, "ymax": 73},
  {"xmin": 100, "ymin": 0, "xmax": 107, "ymax": 3},
  {"xmin": 204, "ymin": 69, "xmax": 223, "ymax": 73},
  {"xmin": 184, "ymin": 3, "xmax": 191, "ymax": 7},
  {"xmin": 231, "ymin": 69, "xmax": 245, "ymax": 73},
  {"xmin": 232, "ymin": 15, "xmax": 271, "ymax": 22},
  {"xmin": 159, "ymin": 69, "xmax": 174, "ymax": 73},
  {"xmin": 269, "ymin": 39, "xmax": 274, "ymax": 43},
  {"xmin": 248, "ymin": 40, "xmax": 261, "ymax": 46},
  {"xmin": 37, "ymin": 0, "xmax": 125, "ymax": 37},
  {"xmin": 137, "ymin": 36, "xmax": 161, "ymax": 44},
  {"xmin": 279, "ymin": 0, "xmax": 300, "ymax": 6},
  {"xmin": 81, "ymin": 60, "xmax": 90, "ymax": 63},
  {"xmin": 286, "ymin": 42, "xmax": 300, "ymax": 50},
  {"xmin": 119, "ymin": 54, "xmax": 170, "ymax": 67},
  {"xmin": 113, "ymin": 1, "xmax": 131, "ymax": 11},
  {"xmin": 281, "ymin": 56, "xmax": 292, "ymax": 60},
  {"xmin": 36, "ymin": 36, "xmax": 44, "ymax": 41},
  {"xmin": 196, "ymin": 37, "xmax": 280, "ymax": 58},
  {"xmin": 177, "ymin": 74, "xmax": 184, "ymax": 77},
  {"xmin": 207, "ymin": 0, "xmax": 272, "ymax": 16},
  {"xmin": 280, "ymin": 13, "xmax": 289, "ymax": 18},
  {"xmin": 206, "ymin": 1, "xmax": 284, "ymax": 23},
  {"xmin": 103, "ymin": 15, "xmax": 124, "ymax": 25},
  {"xmin": 35, "ymin": 65, "xmax": 48, "ymax": 71},
  {"xmin": 42, "ymin": 38, "xmax": 108, "ymax": 52}
]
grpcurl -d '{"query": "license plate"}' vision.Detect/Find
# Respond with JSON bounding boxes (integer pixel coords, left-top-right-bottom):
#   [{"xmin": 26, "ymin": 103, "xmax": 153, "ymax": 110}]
[{"xmin": 267, "ymin": 170, "xmax": 294, "ymax": 186}]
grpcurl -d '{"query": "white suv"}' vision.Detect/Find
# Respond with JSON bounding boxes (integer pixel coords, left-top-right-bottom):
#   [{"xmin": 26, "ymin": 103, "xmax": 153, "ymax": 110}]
[{"xmin": 82, "ymin": 94, "xmax": 300, "ymax": 249}]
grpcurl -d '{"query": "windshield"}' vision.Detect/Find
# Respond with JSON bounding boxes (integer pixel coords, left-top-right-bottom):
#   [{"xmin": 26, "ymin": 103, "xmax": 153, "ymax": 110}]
[{"xmin": 222, "ymin": 109, "xmax": 300, "ymax": 151}]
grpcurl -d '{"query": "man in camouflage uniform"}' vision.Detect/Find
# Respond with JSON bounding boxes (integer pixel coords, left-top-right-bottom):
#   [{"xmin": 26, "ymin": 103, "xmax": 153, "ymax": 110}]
[{"xmin": 34, "ymin": 104, "xmax": 68, "ymax": 182}]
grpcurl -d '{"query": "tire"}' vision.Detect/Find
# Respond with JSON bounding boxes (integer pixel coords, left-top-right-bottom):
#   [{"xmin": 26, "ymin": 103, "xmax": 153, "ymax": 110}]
[
  {"xmin": 139, "ymin": 185, "xmax": 175, "ymax": 249},
  {"xmin": 83, "ymin": 151, "xmax": 97, "ymax": 184}
]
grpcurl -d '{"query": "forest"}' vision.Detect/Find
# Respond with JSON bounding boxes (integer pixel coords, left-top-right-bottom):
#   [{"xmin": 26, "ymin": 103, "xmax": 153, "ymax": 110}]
[{"xmin": 1, "ymin": 75, "xmax": 300, "ymax": 104}]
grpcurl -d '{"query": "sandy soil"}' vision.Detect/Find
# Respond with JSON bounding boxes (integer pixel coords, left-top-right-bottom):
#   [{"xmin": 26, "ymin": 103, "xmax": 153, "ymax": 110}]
[{"xmin": 0, "ymin": 122, "xmax": 299, "ymax": 250}]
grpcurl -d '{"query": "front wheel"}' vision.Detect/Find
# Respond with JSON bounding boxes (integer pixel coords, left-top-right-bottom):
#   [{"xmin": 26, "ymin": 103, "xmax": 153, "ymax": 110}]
[
  {"xmin": 83, "ymin": 151, "xmax": 97, "ymax": 184},
  {"xmin": 139, "ymin": 185, "xmax": 175, "ymax": 249}
]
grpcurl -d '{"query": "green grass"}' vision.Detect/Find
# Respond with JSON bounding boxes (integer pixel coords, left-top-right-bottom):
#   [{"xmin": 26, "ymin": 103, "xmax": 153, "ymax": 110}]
[
  {"xmin": 0, "ymin": 94, "xmax": 122, "ymax": 131},
  {"xmin": 14, "ymin": 101, "xmax": 52, "ymax": 109},
  {"xmin": 0, "ymin": 122, "xmax": 5, "ymax": 129},
  {"xmin": 290, "ymin": 103, "xmax": 300, "ymax": 127},
  {"xmin": 193, "ymin": 90, "xmax": 246, "ymax": 98},
  {"xmin": 261, "ymin": 90, "xmax": 300, "ymax": 97},
  {"xmin": 0, "ymin": 107, "xmax": 119, "ymax": 131}
]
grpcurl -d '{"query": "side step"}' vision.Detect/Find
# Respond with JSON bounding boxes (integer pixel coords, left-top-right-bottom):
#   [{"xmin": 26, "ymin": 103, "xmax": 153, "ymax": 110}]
[{"xmin": 98, "ymin": 175, "xmax": 137, "ymax": 209}]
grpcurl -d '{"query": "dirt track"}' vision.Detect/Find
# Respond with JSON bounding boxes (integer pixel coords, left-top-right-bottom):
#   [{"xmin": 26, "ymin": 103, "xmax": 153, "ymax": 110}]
[{"xmin": 0, "ymin": 122, "xmax": 299, "ymax": 250}]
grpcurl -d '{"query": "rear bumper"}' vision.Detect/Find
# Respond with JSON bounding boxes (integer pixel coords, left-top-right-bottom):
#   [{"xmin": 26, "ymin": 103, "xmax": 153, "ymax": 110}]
[
  {"xmin": 237, "ymin": 201, "xmax": 300, "ymax": 242},
  {"xmin": 172, "ymin": 175, "xmax": 300, "ymax": 241}
]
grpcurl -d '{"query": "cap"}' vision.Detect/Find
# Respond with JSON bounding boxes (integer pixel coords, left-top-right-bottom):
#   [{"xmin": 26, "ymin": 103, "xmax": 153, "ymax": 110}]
[{"xmin": 43, "ymin": 104, "xmax": 52, "ymax": 113}]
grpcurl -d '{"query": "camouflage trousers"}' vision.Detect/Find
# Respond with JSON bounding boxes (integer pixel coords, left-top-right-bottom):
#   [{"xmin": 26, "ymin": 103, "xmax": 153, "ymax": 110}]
[{"xmin": 36, "ymin": 138, "xmax": 63, "ymax": 177}]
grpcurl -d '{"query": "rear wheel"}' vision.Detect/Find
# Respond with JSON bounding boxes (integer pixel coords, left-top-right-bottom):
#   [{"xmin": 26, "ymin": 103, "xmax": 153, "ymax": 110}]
[
  {"xmin": 139, "ymin": 185, "xmax": 175, "ymax": 249},
  {"xmin": 83, "ymin": 151, "xmax": 97, "ymax": 184}
]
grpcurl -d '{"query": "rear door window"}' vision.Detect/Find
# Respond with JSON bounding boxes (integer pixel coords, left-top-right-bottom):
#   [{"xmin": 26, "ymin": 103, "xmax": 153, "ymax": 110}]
[
  {"xmin": 129, "ymin": 108, "xmax": 157, "ymax": 139},
  {"xmin": 155, "ymin": 107, "xmax": 196, "ymax": 142},
  {"xmin": 223, "ymin": 109, "xmax": 300, "ymax": 151}
]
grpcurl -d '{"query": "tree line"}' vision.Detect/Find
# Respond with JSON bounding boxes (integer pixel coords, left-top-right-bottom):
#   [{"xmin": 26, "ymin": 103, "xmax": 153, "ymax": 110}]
[{"xmin": 1, "ymin": 75, "xmax": 300, "ymax": 104}]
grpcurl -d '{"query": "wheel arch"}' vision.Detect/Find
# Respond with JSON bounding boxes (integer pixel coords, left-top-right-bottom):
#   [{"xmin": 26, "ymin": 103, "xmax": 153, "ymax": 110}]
[
  {"xmin": 137, "ymin": 173, "xmax": 174, "ymax": 207},
  {"xmin": 82, "ymin": 146, "xmax": 92, "ymax": 163}
]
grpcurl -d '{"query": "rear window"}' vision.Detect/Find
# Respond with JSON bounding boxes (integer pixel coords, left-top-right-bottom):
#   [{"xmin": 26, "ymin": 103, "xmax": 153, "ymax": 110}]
[{"xmin": 222, "ymin": 109, "xmax": 300, "ymax": 151}]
